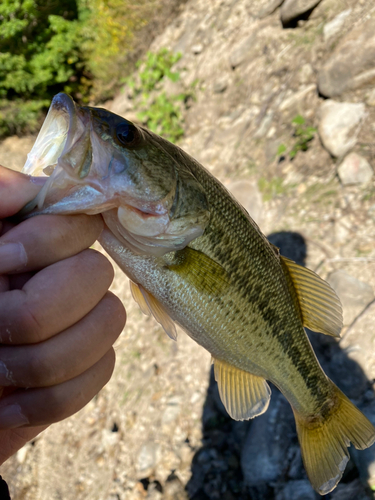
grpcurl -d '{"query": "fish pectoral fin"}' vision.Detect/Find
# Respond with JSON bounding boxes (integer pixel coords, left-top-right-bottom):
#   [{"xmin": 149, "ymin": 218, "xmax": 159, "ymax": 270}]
[
  {"xmin": 168, "ymin": 247, "xmax": 229, "ymax": 296},
  {"xmin": 129, "ymin": 280, "xmax": 151, "ymax": 316},
  {"xmin": 129, "ymin": 281, "xmax": 177, "ymax": 341},
  {"xmin": 213, "ymin": 358, "xmax": 271, "ymax": 421},
  {"xmin": 293, "ymin": 381, "xmax": 375, "ymax": 495},
  {"xmin": 280, "ymin": 256, "xmax": 343, "ymax": 338}
]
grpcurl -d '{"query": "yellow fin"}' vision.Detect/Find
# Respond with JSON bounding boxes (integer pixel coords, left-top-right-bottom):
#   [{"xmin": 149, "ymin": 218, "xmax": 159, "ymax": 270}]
[
  {"xmin": 129, "ymin": 280, "xmax": 151, "ymax": 316},
  {"xmin": 280, "ymin": 256, "xmax": 343, "ymax": 338},
  {"xmin": 213, "ymin": 358, "xmax": 271, "ymax": 420},
  {"xmin": 129, "ymin": 281, "xmax": 177, "ymax": 341},
  {"xmin": 168, "ymin": 247, "xmax": 229, "ymax": 296},
  {"xmin": 294, "ymin": 381, "xmax": 375, "ymax": 495}
]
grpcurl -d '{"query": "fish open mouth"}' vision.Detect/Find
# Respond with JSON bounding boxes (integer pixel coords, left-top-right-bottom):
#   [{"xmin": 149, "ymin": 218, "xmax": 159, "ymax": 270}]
[
  {"xmin": 23, "ymin": 93, "xmax": 83, "ymax": 177},
  {"xmin": 20, "ymin": 93, "xmax": 110, "ymax": 215}
]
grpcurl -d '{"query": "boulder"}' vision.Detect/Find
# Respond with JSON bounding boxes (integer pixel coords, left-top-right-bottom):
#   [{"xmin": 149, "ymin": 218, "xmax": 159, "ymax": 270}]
[
  {"xmin": 257, "ymin": 0, "xmax": 284, "ymax": 19},
  {"xmin": 280, "ymin": 0, "xmax": 322, "ymax": 26},
  {"xmin": 318, "ymin": 19, "xmax": 375, "ymax": 97},
  {"xmin": 338, "ymin": 153, "xmax": 373, "ymax": 186},
  {"xmin": 318, "ymin": 100, "xmax": 366, "ymax": 157}
]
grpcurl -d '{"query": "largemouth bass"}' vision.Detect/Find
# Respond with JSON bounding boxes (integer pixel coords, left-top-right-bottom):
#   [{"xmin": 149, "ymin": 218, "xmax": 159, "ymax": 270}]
[{"xmin": 22, "ymin": 93, "xmax": 375, "ymax": 495}]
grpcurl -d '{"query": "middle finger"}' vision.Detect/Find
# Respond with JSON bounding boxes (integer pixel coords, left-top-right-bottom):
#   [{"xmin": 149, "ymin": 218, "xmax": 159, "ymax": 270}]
[{"xmin": 0, "ymin": 249, "xmax": 114, "ymax": 344}]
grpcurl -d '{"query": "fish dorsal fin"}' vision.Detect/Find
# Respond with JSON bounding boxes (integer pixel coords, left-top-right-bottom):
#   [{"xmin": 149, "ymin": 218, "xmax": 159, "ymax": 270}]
[
  {"xmin": 213, "ymin": 358, "xmax": 271, "ymax": 420},
  {"xmin": 280, "ymin": 256, "xmax": 343, "ymax": 338},
  {"xmin": 129, "ymin": 281, "xmax": 177, "ymax": 341}
]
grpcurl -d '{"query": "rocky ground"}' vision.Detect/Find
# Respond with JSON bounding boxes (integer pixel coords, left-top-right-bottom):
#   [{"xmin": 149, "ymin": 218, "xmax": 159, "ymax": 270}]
[{"xmin": 1, "ymin": 0, "xmax": 375, "ymax": 498}]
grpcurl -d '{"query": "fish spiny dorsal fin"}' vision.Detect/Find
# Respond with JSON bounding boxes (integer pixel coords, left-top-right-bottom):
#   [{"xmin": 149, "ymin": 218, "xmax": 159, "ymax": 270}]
[
  {"xmin": 213, "ymin": 358, "xmax": 271, "ymax": 420},
  {"xmin": 280, "ymin": 256, "xmax": 343, "ymax": 338},
  {"xmin": 129, "ymin": 281, "xmax": 177, "ymax": 341}
]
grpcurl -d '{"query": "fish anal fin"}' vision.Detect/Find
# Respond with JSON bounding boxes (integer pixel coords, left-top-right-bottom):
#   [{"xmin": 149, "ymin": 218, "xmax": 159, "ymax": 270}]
[
  {"xmin": 168, "ymin": 247, "xmax": 229, "ymax": 296},
  {"xmin": 213, "ymin": 358, "xmax": 271, "ymax": 421},
  {"xmin": 129, "ymin": 281, "xmax": 177, "ymax": 341},
  {"xmin": 280, "ymin": 256, "xmax": 343, "ymax": 338},
  {"xmin": 294, "ymin": 381, "xmax": 375, "ymax": 495}
]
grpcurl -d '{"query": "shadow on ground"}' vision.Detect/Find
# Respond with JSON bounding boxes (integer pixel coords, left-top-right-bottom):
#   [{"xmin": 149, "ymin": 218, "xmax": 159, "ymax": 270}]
[{"xmin": 186, "ymin": 232, "xmax": 375, "ymax": 500}]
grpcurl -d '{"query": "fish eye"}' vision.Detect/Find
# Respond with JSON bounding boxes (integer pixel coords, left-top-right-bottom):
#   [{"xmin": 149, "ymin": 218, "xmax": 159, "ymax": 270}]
[{"xmin": 115, "ymin": 121, "xmax": 139, "ymax": 147}]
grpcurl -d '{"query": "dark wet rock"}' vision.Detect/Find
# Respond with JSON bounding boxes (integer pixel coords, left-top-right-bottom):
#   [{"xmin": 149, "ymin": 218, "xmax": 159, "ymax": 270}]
[
  {"xmin": 327, "ymin": 270, "xmax": 374, "ymax": 325},
  {"xmin": 330, "ymin": 479, "xmax": 372, "ymax": 500},
  {"xmin": 275, "ymin": 479, "xmax": 316, "ymax": 500},
  {"xmin": 280, "ymin": 0, "xmax": 322, "ymax": 27},
  {"xmin": 351, "ymin": 398, "xmax": 375, "ymax": 491},
  {"xmin": 318, "ymin": 100, "xmax": 366, "ymax": 158},
  {"xmin": 241, "ymin": 389, "xmax": 297, "ymax": 487},
  {"xmin": 318, "ymin": 19, "xmax": 375, "ymax": 97},
  {"xmin": 338, "ymin": 153, "xmax": 373, "ymax": 186}
]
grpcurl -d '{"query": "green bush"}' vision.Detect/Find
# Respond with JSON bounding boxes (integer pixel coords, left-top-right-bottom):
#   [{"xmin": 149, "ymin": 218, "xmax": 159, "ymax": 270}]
[
  {"xmin": 0, "ymin": 0, "xmax": 155, "ymax": 137},
  {"xmin": 128, "ymin": 48, "xmax": 196, "ymax": 143},
  {"xmin": 0, "ymin": 0, "xmax": 89, "ymax": 136}
]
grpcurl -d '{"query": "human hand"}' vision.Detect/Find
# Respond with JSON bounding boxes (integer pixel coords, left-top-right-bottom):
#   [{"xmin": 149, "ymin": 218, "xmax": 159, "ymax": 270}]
[{"xmin": 0, "ymin": 165, "xmax": 126, "ymax": 464}]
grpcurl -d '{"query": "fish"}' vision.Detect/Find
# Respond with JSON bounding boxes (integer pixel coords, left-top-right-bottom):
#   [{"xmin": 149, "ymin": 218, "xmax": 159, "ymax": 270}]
[{"xmin": 22, "ymin": 93, "xmax": 375, "ymax": 495}]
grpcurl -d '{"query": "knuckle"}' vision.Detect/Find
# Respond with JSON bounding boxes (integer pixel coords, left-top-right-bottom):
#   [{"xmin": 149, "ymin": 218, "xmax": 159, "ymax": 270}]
[
  {"xmin": 78, "ymin": 249, "xmax": 114, "ymax": 284},
  {"xmin": 27, "ymin": 348, "xmax": 59, "ymax": 387},
  {"xmin": 17, "ymin": 293, "xmax": 46, "ymax": 343}
]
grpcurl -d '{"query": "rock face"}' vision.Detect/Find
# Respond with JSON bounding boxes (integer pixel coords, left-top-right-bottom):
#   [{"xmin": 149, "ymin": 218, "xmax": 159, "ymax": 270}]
[
  {"xmin": 323, "ymin": 9, "xmax": 352, "ymax": 42},
  {"xmin": 338, "ymin": 153, "xmax": 373, "ymax": 186},
  {"xmin": 318, "ymin": 100, "xmax": 366, "ymax": 157},
  {"xmin": 280, "ymin": 0, "xmax": 322, "ymax": 26},
  {"xmin": 318, "ymin": 19, "xmax": 375, "ymax": 97}
]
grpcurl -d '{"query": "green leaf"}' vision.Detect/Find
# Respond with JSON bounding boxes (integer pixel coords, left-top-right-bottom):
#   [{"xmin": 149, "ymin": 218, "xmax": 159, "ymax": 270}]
[{"xmin": 292, "ymin": 114, "xmax": 305, "ymax": 125}]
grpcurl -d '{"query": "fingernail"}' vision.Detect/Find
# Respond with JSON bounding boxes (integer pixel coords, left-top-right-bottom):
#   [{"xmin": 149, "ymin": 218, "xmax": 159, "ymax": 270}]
[
  {"xmin": 0, "ymin": 404, "xmax": 29, "ymax": 429},
  {"xmin": 0, "ymin": 362, "xmax": 14, "ymax": 386},
  {"xmin": 0, "ymin": 242, "xmax": 27, "ymax": 273}
]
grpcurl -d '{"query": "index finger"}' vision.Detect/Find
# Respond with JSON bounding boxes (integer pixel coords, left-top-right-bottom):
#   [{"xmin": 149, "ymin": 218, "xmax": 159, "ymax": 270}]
[{"xmin": 0, "ymin": 165, "xmax": 45, "ymax": 218}]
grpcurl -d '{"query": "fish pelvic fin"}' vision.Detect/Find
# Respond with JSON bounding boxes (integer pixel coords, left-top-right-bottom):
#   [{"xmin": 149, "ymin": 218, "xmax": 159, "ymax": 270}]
[
  {"xmin": 280, "ymin": 256, "xmax": 343, "ymax": 338},
  {"xmin": 129, "ymin": 281, "xmax": 177, "ymax": 341},
  {"xmin": 213, "ymin": 358, "xmax": 271, "ymax": 420},
  {"xmin": 293, "ymin": 381, "xmax": 375, "ymax": 495}
]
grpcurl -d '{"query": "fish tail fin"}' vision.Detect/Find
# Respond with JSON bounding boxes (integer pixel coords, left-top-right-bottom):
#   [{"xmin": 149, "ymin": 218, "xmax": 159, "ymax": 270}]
[{"xmin": 293, "ymin": 381, "xmax": 375, "ymax": 496}]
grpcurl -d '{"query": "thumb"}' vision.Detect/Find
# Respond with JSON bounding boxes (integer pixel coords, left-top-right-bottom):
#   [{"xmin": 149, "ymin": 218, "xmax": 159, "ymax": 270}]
[{"xmin": 0, "ymin": 166, "xmax": 45, "ymax": 218}]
